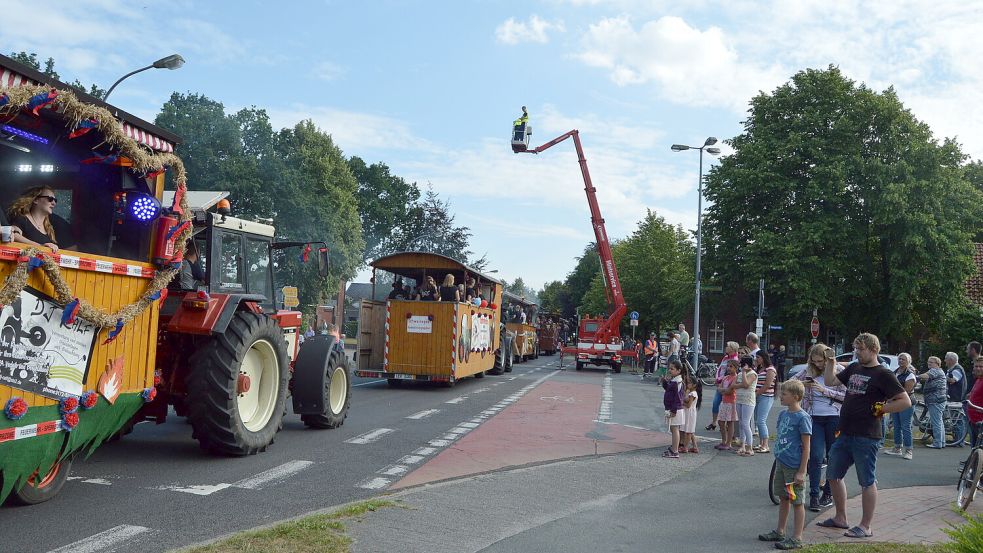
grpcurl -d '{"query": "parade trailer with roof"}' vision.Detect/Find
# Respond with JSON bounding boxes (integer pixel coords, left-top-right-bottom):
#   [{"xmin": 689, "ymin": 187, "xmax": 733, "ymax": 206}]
[
  {"xmin": 503, "ymin": 290, "xmax": 538, "ymax": 363},
  {"xmin": 0, "ymin": 54, "xmax": 347, "ymax": 506},
  {"xmin": 355, "ymin": 252, "xmax": 507, "ymax": 386}
]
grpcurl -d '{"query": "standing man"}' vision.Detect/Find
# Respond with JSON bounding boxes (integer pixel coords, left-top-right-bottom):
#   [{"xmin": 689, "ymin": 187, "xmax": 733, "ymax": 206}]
[
  {"xmin": 677, "ymin": 323, "xmax": 690, "ymax": 364},
  {"xmin": 747, "ymin": 332, "xmax": 761, "ymax": 359},
  {"xmin": 820, "ymin": 333, "xmax": 910, "ymax": 538},
  {"xmin": 668, "ymin": 331, "xmax": 681, "ymax": 366},
  {"xmin": 644, "ymin": 332, "xmax": 658, "ymax": 377},
  {"xmin": 945, "ymin": 352, "xmax": 967, "ymax": 401},
  {"xmin": 773, "ymin": 344, "xmax": 787, "ymax": 383}
]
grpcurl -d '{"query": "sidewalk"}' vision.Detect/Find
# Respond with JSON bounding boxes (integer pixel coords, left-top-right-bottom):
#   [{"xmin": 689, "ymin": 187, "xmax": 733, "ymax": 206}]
[{"xmin": 805, "ymin": 484, "xmax": 980, "ymax": 545}]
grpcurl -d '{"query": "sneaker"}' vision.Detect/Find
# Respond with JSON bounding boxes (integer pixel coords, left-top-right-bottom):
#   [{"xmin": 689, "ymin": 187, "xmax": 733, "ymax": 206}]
[
  {"xmin": 662, "ymin": 449, "xmax": 679, "ymax": 458},
  {"xmin": 775, "ymin": 537, "xmax": 804, "ymax": 550},
  {"xmin": 758, "ymin": 530, "xmax": 785, "ymax": 542},
  {"xmin": 808, "ymin": 496, "xmax": 821, "ymax": 512},
  {"xmin": 818, "ymin": 493, "xmax": 833, "ymax": 508},
  {"xmin": 883, "ymin": 447, "xmax": 902, "ymax": 456},
  {"xmin": 903, "ymin": 449, "xmax": 913, "ymax": 460}
]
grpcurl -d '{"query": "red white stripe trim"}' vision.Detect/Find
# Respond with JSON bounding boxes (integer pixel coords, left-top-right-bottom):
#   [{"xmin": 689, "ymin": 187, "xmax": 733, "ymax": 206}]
[
  {"xmin": 0, "ymin": 246, "xmax": 155, "ymax": 279},
  {"xmin": 1, "ymin": 67, "xmax": 175, "ymax": 153},
  {"xmin": 451, "ymin": 306, "xmax": 457, "ymax": 373},
  {"xmin": 383, "ymin": 301, "xmax": 391, "ymax": 370},
  {"xmin": 0, "ymin": 419, "xmax": 63, "ymax": 444}
]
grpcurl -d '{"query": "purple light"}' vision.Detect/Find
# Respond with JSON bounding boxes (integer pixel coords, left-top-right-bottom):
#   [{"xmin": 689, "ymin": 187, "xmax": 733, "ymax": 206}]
[{"xmin": 1, "ymin": 125, "xmax": 48, "ymax": 145}]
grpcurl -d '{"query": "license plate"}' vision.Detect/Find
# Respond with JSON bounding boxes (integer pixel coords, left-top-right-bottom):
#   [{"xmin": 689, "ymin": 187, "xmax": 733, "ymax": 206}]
[{"xmin": 392, "ymin": 373, "xmax": 414, "ymax": 380}]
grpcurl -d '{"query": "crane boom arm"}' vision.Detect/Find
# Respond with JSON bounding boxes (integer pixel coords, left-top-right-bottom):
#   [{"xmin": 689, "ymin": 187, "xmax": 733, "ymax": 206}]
[{"xmin": 522, "ymin": 130, "xmax": 627, "ymax": 344}]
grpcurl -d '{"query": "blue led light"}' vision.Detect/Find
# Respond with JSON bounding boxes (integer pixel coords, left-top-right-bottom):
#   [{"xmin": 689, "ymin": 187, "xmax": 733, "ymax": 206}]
[
  {"xmin": 1, "ymin": 124, "xmax": 49, "ymax": 145},
  {"xmin": 127, "ymin": 193, "xmax": 161, "ymax": 223}
]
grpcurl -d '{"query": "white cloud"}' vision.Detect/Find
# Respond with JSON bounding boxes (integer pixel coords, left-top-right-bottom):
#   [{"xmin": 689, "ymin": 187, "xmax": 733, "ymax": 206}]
[
  {"xmin": 266, "ymin": 106, "xmax": 437, "ymax": 154},
  {"xmin": 495, "ymin": 15, "xmax": 566, "ymax": 45},
  {"xmin": 577, "ymin": 15, "xmax": 785, "ymax": 111},
  {"xmin": 311, "ymin": 61, "xmax": 345, "ymax": 81}
]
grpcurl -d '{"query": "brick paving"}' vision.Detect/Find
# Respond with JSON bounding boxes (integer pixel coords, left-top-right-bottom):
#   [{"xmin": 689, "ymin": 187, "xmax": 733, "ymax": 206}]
[{"xmin": 802, "ymin": 485, "xmax": 981, "ymax": 545}]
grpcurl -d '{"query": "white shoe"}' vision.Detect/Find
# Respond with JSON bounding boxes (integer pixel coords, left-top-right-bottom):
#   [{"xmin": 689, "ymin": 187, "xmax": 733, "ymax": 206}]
[
  {"xmin": 902, "ymin": 449, "xmax": 913, "ymax": 460},
  {"xmin": 883, "ymin": 447, "xmax": 902, "ymax": 456}
]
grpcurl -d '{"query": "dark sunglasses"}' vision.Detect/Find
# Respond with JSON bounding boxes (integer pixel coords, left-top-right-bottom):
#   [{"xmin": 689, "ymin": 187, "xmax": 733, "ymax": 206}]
[{"xmin": 36, "ymin": 195, "xmax": 57, "ymax": 203}]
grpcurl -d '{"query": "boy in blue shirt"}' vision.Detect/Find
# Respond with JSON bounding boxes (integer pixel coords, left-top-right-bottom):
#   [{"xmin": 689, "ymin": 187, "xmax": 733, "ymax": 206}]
[{"xmin": 760, "ymin": 379, "xmax": 812, "ymax": 550}]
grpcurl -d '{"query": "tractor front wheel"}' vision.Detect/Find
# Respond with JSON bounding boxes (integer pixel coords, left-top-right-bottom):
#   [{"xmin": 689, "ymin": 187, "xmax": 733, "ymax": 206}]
[
  {"xmin": 186, "ymin": 312, "xmax": 289, "ymax": 456},
  {"xmin": 301, "ymin": 351, "xmax": 352, "ymax": 429}
]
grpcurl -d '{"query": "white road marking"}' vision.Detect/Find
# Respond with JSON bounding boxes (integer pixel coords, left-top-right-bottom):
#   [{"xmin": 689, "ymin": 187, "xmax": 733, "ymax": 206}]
[
  {"xmin": 232, "ymin": 460, "xmax": 314, "ymax": 490},
  {"xmin": 508, "ymin": 377, "xmax": 517, "ymax": 381},
  {"xmin": 397, "ymin": 454, "xmax": 424, "ymax": 464},
  {"xmin": 49, "ymin": 525, "xmax": 151, "ymax": 553},
  {"xmin": 406, "ymin": 408, "xmax": 441, "ymax": 420},
  {"xmin": 354, "ymin": 379, "xmax": 387, "ymax": 387},
  {"xmin": 428, "ymin": 439, "xmax": 451, "ymax": 447},
  {"xmin": 442, "ymin": 433, "xmax": 460, "ymax": 440},
  {"xmin": 471, "ymin": 387, "xmax": 490, "ymax": 394},
  {"xmin": 357, "ymin": 477, "xmax": 391, "ymax": 490},
  {"xmin": 469, "ymin": 418, "xmax": 484, "ymax": 424},
  {"xmin": 155, "ymin": 483, "xmax": 231, "ymax": 496},
  {"xmin": 414, "ymin": 447, "xmax": 437, "ymax": 455},
  {"xmin": 81, "ymin": 478, "xmax": 112, "ymax": 485},
  {"xmin": 459, "ymin": 422, "xmax": 479, "ymax": 428},
  {"xmin": 345, "ymin": 428, "xmax": 395, "ymax": 444},
  {"xmin": 445, "ymin": 396, "xmax": 467, "ymax": 404},
  {"xmin": 380, "ymin": 465, "xmax": 409, "ymax": 476},
  {"xmin": 599, "ymin": 375, "xmax": 613, "ymax": 422}
]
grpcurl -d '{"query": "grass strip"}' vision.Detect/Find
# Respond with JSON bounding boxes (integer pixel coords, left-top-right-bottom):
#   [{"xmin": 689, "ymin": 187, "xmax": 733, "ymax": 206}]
[{"xmin": 182, "ymin": 499, "xmax": 399, "ymax": 553}]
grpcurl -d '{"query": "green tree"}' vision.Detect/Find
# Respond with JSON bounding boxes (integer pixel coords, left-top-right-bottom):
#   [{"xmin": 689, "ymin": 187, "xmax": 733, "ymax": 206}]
[
  {"xmin": 702, "ymin": 66, "xmax": 981, "ymax": 346},
  {"xmin": 349, "ymin": 156, "xmax": 422, "ymax": 262},
  {"xmin": 562, "ymin": 243, "xmax": 600, "ymax": 318},
  {"xmin": 581, "ymin": 211, "xmax": 693, "ymax": 334},
  {"xmin": 399, "ymin": 186, "xmax": 481, "ymax": 267},
  {"xmin": 503, "ymin": 277, "xmax": 539, "ymax": 305},
  {"xmin": 538, "ymin": 280, "xmax": 570, "ymax": 314}
]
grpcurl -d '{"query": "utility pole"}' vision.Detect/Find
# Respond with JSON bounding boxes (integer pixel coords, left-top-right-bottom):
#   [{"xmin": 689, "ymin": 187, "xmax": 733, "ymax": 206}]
[{"xmin": 756, "ymin": 279, "xmax": 765, "ymax": 340}]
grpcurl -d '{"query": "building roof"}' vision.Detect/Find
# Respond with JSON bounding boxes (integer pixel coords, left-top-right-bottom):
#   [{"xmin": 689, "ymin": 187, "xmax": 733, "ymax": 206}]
[
  {"xmin": 967, "ymin": 243, "xmax": 983, "ymax": 306},
  {"xmin": 345, "ymin": 282, "xmax": 374, "ymax": 302}
]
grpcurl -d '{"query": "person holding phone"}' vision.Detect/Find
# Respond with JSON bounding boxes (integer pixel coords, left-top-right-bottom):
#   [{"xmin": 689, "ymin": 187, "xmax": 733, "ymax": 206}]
[{"xmin": 794, "ymin": 343, "xmax": 846, "ymax": 512}]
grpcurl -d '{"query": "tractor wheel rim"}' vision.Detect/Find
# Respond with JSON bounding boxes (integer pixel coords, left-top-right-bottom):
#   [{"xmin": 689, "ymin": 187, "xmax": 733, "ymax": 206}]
[
  {"xmin": 27, "ymin": 462, "xmax": 61, "ymax": 488},
  {"xmin": 329, "ymin": 365, "xmax": 348, "ymax": 414},
  {"xmin": 237, "ymin": 339, "xmax": 279, "ymax": 432}
]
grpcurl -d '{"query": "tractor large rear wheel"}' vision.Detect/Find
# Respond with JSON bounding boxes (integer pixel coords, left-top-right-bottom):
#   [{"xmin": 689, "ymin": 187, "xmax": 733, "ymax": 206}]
[
  {"xmin": 301, "ymin": 351, "xmax": 352, "ymax": 429},
  {"xmin": 186, "ymin": 312, "xmax": 289, "ymax": 456}
]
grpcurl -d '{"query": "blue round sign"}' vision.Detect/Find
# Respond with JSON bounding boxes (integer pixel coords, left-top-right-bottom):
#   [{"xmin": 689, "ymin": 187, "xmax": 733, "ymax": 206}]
[{"xmin": 629, "ymin": 311, "xmax": 639, "ymax": 320}]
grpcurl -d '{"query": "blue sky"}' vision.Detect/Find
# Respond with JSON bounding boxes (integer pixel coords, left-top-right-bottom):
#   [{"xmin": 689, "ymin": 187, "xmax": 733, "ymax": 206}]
[{"xmin": 5, "ymin": 0, "xmax": 983, "ymax": 289}]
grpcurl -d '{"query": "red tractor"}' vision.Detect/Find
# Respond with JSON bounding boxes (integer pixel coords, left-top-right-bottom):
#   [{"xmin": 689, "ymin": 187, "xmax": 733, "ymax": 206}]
[{"xmin": 141, "ymin": 193, "xmax": 352, "ymax": 455}]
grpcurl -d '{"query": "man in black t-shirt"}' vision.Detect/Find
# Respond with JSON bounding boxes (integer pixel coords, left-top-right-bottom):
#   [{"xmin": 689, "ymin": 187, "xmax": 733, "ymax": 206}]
[{"xmin": 820, "ymin": 333, "xmax": 910, "ymax": 538}]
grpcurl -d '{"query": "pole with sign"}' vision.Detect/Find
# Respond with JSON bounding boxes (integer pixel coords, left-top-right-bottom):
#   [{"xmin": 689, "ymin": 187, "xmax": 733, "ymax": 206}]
[
  {"xmin": 629, "ymin": 311, "xmax": 639, "ymax": 340},
  {"xmin": 810, "ymin": 311, "xmax": 820, "ymax": 344}
]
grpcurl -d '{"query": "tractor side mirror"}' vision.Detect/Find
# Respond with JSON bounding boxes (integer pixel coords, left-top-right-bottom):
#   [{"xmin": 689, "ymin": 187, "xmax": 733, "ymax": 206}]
[{"xmin": 317, "ymin": 247, "xmax": 329, "ymax": 278}]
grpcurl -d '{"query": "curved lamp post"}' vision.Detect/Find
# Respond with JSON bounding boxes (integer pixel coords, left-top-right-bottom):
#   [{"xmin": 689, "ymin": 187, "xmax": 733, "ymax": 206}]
[
  {"xmin": 671, "ymin": 137, "xmax": 721, "ymax": 372},
  {"xmin": 103, "ymin": 54, "xmax": 185, "ymax": 101}
]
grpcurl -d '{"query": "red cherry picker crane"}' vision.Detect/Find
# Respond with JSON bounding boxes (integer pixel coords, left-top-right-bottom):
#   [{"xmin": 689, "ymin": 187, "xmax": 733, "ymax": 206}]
[{"xmin": 511, "ymin": 110, "xmax": 632, "ymax": 372}]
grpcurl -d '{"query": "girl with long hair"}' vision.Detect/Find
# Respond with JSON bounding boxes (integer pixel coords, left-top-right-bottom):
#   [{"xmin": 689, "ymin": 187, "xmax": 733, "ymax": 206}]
[
  {"xmin": 793, "ymin": 343, "xmax": 846, "ymax": 511},
  {"xmin": 8, "ymin": 186, "xmax": 59, "ymax": 252}
]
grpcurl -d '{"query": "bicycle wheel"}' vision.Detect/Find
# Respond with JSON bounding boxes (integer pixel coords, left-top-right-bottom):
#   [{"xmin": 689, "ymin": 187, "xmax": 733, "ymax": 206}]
[
  {"xmin": 949, "ymin": 408, "xmax": 968, "ymax": 447},
  {"xmin": 957, "ymin": 449, "xmax": 982, "ymax": 510},
  {"xmin": 698, "ymin": 363, "xmax": 716, "ymax": 387},
  {"xmin": 768, "ymin": 458, "xmax": 780, "ymax": 505}
]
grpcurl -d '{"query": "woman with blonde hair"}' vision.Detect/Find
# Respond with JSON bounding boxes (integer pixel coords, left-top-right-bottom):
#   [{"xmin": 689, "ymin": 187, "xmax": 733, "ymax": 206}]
[
  {"xmin": 9, "ymin": 185, "xmax": 59, "ymax": 252},
  {"xmin": 793, "ymin": 343, "xmax": 846, "ymax": 511},
  {"xmin": 439, "ymin": 274, "xmax": 460, "ymax": 302},
  {"xmin": 884, "ymin": 352, "xmax": 916, "ymax": 460}
]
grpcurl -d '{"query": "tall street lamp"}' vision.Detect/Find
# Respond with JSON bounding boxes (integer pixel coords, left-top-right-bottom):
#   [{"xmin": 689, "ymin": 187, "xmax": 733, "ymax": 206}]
[
  {"xmin": 103, "ymin": 54, "xmax": 185, "ymax": 101},
  {"xmin": 671, "ymin": 137, "xmax": 721, "ymax": 372}
]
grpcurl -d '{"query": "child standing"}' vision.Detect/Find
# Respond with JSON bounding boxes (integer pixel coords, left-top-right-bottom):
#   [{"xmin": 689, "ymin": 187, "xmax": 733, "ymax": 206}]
[
  {"xmin": 662, "ymin": 360, "xmax": 684, "ymax": 458},
  {"xmin": 735, "ymin": 356, "xmax": 758, "ymax": 456},
  {"xmin": 682, "ymin": 370, "xmax": 702, "ymax": 453},
  {"xmin": 715, "ymin": 359, "xmax": 739, "ymax": 451},
  {"xmin": 759, "ymin": 380, "xmax": 812, "ymax": 550}
]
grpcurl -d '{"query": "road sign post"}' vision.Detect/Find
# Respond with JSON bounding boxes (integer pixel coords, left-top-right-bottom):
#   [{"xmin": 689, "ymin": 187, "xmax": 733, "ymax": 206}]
[{"xmin": 810, "ymin": 316, "xmax": 819, "ymax": 344}]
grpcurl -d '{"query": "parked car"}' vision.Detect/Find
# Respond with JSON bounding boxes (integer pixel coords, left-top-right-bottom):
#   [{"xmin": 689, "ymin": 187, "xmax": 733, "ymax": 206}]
[{"xmin": 788, "ymin": 352, "xmax": 900, "ymax": 379}]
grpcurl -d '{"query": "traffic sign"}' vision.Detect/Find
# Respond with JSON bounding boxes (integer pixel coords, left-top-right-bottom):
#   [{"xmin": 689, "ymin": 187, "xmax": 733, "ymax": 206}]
[
  {"xmin": 810, "ymin": 316, "xmax": 820, "ymax": 338},
  {"xmin": 630, "ymin": 319, "xmax": 638, "ymax": 327},
  {"xmin": 769, "ymin": 325, "xmax": 783, "ymax": 331},
  {"xmin": 629, "ymin": 311, "xmax": 639, "ymax": 320},
  {"xmin": 282, "ymin": 286, "xmax": 299, "ymax": 308}
]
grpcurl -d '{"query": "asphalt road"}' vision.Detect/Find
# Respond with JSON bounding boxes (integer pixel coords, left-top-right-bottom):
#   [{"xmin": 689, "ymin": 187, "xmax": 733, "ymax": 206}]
[{"xmin": 0, "ymin": 355, "xmax": 566, "ymax": 553}]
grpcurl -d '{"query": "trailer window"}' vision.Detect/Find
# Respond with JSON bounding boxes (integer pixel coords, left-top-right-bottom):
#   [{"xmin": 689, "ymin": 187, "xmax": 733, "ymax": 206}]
[{"xmin": 219, "ymin": 234, "xmax": 244, "ymax": 289}]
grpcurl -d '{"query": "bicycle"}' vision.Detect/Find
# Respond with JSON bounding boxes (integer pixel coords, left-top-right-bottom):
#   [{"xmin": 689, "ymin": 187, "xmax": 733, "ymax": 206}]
[
  {"xmin": 913, "ymin": 399, "xmax": 967, "ymax": 447},
  {"xmin": 956, "ymin": 402, "xmax": 983, "ymax": 510}
]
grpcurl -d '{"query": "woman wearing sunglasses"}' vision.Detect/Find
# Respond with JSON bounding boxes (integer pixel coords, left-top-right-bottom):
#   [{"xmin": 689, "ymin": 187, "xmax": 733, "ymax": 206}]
[{"xmin": 8, "ymin": 185, "xmax": 59, "ymax": 252}]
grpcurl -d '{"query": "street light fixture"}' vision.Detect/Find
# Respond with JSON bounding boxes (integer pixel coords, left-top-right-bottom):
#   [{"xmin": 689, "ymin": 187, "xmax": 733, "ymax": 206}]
[
  {"xmin": 103, "ymin": 54, "xmax": 185, "ymax": 101},
  {"xmin": 672, "ymin": 136, "xmax": 720, "ymax": 372}
]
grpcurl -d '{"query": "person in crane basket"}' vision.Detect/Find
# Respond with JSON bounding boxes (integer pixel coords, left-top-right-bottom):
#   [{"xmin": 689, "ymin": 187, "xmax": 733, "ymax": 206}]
[{"xmin": 512, "ymin": 106, "xmax": 531, "ymax": 152}]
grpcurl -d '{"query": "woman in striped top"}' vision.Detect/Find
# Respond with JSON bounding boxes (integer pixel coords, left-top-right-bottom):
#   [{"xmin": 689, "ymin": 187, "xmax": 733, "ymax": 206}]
[{"xmin": 753, "ymin": 349, "xmax": 778, "ymax": 453}]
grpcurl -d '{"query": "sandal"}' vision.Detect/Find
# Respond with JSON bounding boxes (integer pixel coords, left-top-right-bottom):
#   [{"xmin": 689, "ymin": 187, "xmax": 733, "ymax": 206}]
[
  {"xmin": 843, "ymin": 526, "xmax": 873, "ymax": 538},
  {"xmin": 816, "ymin": 518, "xmax": 849, "ymax": 529},
  {"xmin": 689, "ymin": 447, "xmax": 700, "ymax": 454},
  {"xmin": 705, "ymin": 423, "xmax": 717, "ymax": 431}
]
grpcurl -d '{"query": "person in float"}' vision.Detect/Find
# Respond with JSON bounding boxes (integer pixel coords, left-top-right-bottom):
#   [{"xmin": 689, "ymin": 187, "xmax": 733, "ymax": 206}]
[{"xmin": 9, "ymin": 186, "xmax": 61, "ymax": 252}]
